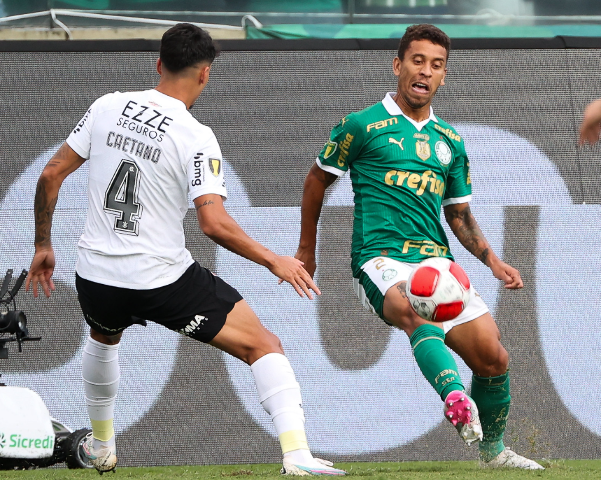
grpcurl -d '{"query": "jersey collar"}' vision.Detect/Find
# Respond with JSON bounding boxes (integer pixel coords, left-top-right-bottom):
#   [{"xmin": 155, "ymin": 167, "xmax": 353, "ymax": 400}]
[
  {"xmin": 150, "ymin": 89, "xmax": 188, "ymax": 110},
  {"xmin": 382, "ymin": 92, "xmax": 438, "ymax": 131}
]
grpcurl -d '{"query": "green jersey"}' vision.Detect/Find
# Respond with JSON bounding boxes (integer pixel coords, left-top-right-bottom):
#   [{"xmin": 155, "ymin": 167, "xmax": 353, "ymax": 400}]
[{"xmin": 317, "ymin": 93, "xmax": 472, "ymax": 277}]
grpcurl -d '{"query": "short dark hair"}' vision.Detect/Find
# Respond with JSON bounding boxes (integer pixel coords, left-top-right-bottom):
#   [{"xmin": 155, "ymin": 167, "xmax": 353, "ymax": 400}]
[
  {"xmin": 160, "ymin": 23, "xmax": 218, "ymax": 73},
  {"xmin": 398, "ymin": 24, "xmax": 450, "ymax": 61}
]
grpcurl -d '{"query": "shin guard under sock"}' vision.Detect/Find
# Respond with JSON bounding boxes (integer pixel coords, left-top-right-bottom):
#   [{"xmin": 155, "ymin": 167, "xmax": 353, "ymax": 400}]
[
  {"xmin": 410, "ymin": 324, "xmax": 465, "ymax": 400},
  {"xmin": 471, "ymin": 371, "xmax": 510, "ymax": 461},
  {"xmin": 251, "ymin": 353, "xmax": 313, "ymax": 464},
  {"xmin": 82, "ymin": 337, "xmax": 120, "ymax": 451}
]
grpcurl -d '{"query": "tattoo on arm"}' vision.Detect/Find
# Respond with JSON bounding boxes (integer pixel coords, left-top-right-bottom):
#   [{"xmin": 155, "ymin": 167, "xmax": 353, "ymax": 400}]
[
  {"xmin": 33, "ymin": 144, "xmax": 78, "ymax": 247},
  {"xmin": 34, "ymin": 180, "xmax": 58, "ymax": 247},
  {"xmin": 195, "ymin": 199, "xmax": 215, "ymax": 210},
  {"xmin": 479, "ymin": 248, "xmax": 489, "ymax": 265},
  {"xmin": 45, "ymin": 143, "xmax": 71, "ymax": 170},
  {"xmin": 446, "ymin": 205, "xmax": 490, "ymax": 265}
]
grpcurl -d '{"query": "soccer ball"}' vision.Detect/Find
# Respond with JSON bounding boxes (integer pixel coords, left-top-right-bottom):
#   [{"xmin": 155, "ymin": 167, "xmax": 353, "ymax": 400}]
[{"xmin": 405, "ymin": 257, "xmax": 471, "ymax": 322}]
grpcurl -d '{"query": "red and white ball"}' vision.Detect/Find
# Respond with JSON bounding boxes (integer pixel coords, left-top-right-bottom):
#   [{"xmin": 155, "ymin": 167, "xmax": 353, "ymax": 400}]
[{"xmin": 405, "ymin": 257, "xmax": 471, "ymax": 322}]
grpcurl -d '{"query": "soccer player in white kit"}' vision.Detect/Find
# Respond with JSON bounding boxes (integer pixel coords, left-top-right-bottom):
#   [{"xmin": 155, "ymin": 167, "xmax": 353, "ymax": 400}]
[{"xmin": 26, "ymin": 23, "xmax": 346, "ymax": 476}]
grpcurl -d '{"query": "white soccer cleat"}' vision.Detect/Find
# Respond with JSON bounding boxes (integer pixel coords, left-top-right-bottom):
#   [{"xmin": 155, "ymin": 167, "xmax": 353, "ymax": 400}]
[
  {"xmin": 444, "ymin": 390, "xmax": 483, "ymax": 446},
  {"xmin": 82, "ymin": 432, "xmax": 117, "ymax": 474},
  {"xmin": 281, "ymin": 457, "xmax": 346, "ymax": 476},
  {"xmin": 480, "ymin": 447, "xmax": 544, "ymax": 470}
]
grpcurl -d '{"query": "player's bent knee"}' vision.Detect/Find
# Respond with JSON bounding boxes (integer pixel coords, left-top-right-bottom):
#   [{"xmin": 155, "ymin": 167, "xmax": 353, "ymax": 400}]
[
  {"xmin": 474, "ymin": 344, "xmax": 509, "ymax": 377},
  {"xmin": 497, "ymin": 346, "xmax": 509, "ymax": 373},
  {"xmin": 243, "ymin": 331, "xmax": 284, "ymax": 365},
  {"xmin": 90, "ymin": 328, "xmax": 122, "ymax": 345},
  {"xmin": 264, "ymin": 330, "xmax": 283, "ymax": 354},
  {"xmin": 384, "ymin": 305, "xmax": 428, "ymax": 335}
]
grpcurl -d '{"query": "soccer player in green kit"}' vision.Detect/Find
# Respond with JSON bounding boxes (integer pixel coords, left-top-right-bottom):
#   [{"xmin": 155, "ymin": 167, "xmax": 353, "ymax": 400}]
[{"xmin": 294, "ymin": 24, "xmax": 544, "ymax": 469}]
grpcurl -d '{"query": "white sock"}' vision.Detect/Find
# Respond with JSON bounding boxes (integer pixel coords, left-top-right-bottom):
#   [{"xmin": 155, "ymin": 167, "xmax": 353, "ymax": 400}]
[
  {"xmin": 82, "ymin": 337, "xmax": 120, "ymax": 452},
  {"xmin": 251, "ymin": 353, "xmax": 315, "ymax": 465}
]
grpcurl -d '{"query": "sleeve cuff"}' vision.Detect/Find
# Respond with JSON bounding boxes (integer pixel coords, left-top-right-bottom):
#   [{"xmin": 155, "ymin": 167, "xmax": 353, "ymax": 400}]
[
  {"xmin": 316, "ymin": 157, "xmax": 346, "ymax": 177},
  {"xmin": 190, "ymin": 188, "xmax": 228, "ymax": 202},
  {"xmin": 66, "ymin": 137, "xmax": 89, "ymax": 160},
  {"xmin": 442, "ymin": 194, "xmax": 472, "ymax": 207}
]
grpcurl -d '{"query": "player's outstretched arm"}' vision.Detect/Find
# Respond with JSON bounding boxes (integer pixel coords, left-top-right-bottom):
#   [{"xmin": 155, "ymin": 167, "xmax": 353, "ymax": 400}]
[
  {"xmin": 26, "ymin": 143, "xmax": 86, "ymax": 298},
  {"xmin": 579, "ymin": 98, "xmax": 601, "ymax": 145},
  {"xmin": 294, "ymin": 163, "xmax": 338, "ymax": 278},
  {"xmin": 194, "ymin": 194, "xmax": 321, "ymax": 299},
  {"xmin": 444, "ymin": 202, "xmax": 523, "ymax": 289}
]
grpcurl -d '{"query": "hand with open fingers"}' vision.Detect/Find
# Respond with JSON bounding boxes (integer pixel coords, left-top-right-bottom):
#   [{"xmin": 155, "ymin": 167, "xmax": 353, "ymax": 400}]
[
  {"xmin": 491, "ymin": 261, "xmax": 523, "ymax": 289},
  {"xmin": 271, "ymin": 255, "xmax": 321, "ymax": 299},
  {"xmin": 294, "ymin": 247, "xmax": 316, "ymax": 279},
  {"xmin": 278, "ymin": 247, "xmax": 317, "ymax": 287},
  {"xmin": 26, "ymin": 248, "xmax": 56, "ymax": 298},
  {"xmin": 579, "ymin": 98, "xmax": 601, "ymax": 146}
]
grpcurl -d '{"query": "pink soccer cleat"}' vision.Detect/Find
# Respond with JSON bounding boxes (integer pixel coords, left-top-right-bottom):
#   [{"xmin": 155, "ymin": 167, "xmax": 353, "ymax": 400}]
[{"xmin": 444, "ymin": 390, "xmax": 483, "ymax": 446}]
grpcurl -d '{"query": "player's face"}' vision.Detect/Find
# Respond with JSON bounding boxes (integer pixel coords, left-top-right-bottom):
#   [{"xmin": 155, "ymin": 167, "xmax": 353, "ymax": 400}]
[{"xmin": 393, "ymin": 40, "xmax": 447, "ymax": 110}]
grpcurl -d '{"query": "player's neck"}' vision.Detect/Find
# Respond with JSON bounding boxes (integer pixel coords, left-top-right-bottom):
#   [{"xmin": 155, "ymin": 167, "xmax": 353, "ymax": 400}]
[
  {"xmin": 393, "ymin": 93, "xmax": 431, "ymax": 123},
  {"xmin": 155, "ymin": 80, "xmax": 200, "ymax": 110}
]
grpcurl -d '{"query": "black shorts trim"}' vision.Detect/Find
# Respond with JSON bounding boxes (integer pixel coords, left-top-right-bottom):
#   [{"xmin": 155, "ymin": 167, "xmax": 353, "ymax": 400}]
[{"xmin": 75, "ymin": 262, "xmax": 243, "ymax": 343}]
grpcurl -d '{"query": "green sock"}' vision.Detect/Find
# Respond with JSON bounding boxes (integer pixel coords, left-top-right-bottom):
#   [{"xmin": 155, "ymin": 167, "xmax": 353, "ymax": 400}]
[
  {"xmin": 471, "ymin": 371, "xmax": 510, "ymax": 462},
  {"xmin": 410, "ymin": 324, "xmax": 464, "ymax": 401}
]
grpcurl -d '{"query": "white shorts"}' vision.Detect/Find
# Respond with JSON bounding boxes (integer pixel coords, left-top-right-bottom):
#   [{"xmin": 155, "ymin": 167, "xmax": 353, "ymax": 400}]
[{"xmin": 353, "ymin": 256, "xmax": 490, "ymax": 334}]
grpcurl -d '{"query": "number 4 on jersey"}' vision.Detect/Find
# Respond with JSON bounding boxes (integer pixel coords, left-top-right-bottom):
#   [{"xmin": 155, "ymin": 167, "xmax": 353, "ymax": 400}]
[{"xmin": 104, "ymin": 160, "xmax": 143, "ymax": 235}]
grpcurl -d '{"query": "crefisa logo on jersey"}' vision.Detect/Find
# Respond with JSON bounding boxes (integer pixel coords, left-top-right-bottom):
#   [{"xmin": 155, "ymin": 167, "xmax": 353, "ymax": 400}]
[{"xmin": 435, "ymin": 141, "xmax": 452, "ymax": 165}]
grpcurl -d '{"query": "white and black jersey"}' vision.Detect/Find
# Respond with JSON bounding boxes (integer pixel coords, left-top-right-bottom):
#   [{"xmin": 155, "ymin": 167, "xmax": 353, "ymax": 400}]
[{"xmin": 67, "ymin": 89, "xmax": 227, "ymax": 289}]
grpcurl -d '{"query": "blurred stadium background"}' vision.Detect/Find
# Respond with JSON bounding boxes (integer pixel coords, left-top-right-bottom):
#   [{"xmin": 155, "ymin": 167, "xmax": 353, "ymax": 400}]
[
  {"xmin": 1, "ymin": 0, "xmax": 601, "ymax": 40},
  {"xmin": 2, "ymin": 0, "xmax": 601, "ymax": 470}
]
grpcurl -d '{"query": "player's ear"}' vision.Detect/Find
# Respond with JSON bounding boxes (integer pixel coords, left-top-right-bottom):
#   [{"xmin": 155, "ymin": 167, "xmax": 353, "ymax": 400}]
[
  {"xmin": 393, "ymin": 57, "xmax": 401, "ymax": 76},
  {"xmin": 199, "ymin": 64, "xmax": 211, "ymax": 86},
  {"xmin": 156, "ymin": 58, "xmax": 162, "ymax": 76},
  {"xmin": 440, "ymin": 67, "xmax": 447, "ymax": 86}
]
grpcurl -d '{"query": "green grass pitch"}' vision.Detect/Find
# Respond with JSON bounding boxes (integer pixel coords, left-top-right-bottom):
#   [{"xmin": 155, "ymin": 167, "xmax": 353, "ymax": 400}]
[{"xmin": 2, "ymin": 460, "xmax": 601, "ymax": 479}]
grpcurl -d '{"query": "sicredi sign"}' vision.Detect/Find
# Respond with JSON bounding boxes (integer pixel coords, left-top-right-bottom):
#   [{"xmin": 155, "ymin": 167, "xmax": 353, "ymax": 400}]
[
  {"xmin": 0, "ymin": 433, "xmax": 54, "ymax": 450},
  {"xmin": 0, "ymin": 387, "xmax": 54, "ymax": 459}
]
